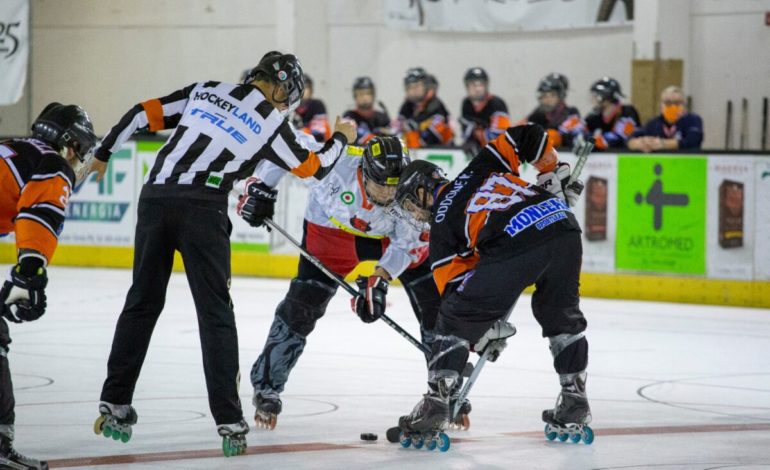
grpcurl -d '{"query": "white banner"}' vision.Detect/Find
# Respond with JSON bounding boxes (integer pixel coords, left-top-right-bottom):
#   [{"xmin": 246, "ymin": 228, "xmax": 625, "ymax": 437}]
[
  {"xmin": 384, "ymin": 0, "xmax": 632, "ymax": 33},
  {"xmin": 706, "ymin": 156, "xmax": 755, "ymax": 280},
  {"xmin": 0, "ymin": 0, "xmax": 29, "ymax": 105},
  {"xmin": 573, "ymin": 154, "xmax": 617, "ymax": 273},
  {"xmin": 753, "ymin": 158, "xmax": 770, "ymax": 281}
]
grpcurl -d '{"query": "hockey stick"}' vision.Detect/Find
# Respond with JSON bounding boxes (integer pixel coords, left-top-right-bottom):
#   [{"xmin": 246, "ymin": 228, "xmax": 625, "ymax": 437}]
[
  {"xmin": 450, "ymin": 139, "xmax": 594, "ymax": 421},
  {"xmin": 263, "ymin": 218, "xmax": 430, "ymax": 356}
]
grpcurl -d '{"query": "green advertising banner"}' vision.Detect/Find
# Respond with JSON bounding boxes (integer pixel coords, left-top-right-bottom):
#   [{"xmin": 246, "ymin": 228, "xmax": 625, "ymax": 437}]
[{"xmin": 616, "ymin": 155, "xmax": 707, "ymax": 274}]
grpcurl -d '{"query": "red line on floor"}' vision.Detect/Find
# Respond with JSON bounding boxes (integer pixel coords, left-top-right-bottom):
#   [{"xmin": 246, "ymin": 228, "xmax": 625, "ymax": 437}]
[{"xmin": 48, "ymin": 422, "xmax": 770, "ymax": 468}]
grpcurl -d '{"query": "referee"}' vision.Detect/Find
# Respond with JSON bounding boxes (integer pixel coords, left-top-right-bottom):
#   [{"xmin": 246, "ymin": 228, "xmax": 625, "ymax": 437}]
[{"xmin": 90, "ymin": 51, "xmax": 356, "ymax": 450}]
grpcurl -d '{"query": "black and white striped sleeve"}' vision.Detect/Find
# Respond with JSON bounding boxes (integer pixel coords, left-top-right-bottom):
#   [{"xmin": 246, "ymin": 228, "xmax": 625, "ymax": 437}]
[{"xmin": 95, "ymin": 82, "xmax": 197, "ymax": 162}]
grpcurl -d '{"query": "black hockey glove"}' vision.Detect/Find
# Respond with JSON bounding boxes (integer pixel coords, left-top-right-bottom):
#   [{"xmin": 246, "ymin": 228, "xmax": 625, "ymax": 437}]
[
  {"xmin": 237, "ymin": 178, "xmax": 278, "ymax": 229},
  {"xmin": 0, "ymin": 258, "xmax": 48, "ymax": 323},
  {"xmin": 351, "ymin": 275, "xmax": 388, "ymax": 323}
]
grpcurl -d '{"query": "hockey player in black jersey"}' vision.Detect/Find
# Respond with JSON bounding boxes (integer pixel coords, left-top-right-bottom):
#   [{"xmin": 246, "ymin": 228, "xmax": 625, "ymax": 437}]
[
  {"xmin": 342, "ymin": 76, "xmax": 391, "ymax": 144},
  {"xmin": 397, "ymin": 67, "xmax": 454, "ymax": 149},
  {"xmin": 292, "ymin": 74, "xmax": 332, "ymax": 143},
  {"xmin": 91, "ymin": 51, "xmax": 356, "ymax": 456},
  {"xmin": 394, "ymin": 124, "xmax": 592, "ymax": 448},
  {"xmin": 459, "ymin": 67, "xmax": 511, "ymax": 157},
  {"xmin": 0, "ymin": 103, "xmax": 97, "ymax": 470},
  {"xmin": 527, "ymin": 73, "xmax": 585, "ymax": 149},
  {"xmin": 584, "ymin": 77, "xmax": 640, "ymax": 150}
]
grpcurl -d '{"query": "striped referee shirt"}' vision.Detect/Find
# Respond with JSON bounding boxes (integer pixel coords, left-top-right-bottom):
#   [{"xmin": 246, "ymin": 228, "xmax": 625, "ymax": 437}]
[{"xmin": 95, "ymin": 81, "xmax": 347, "ymax": 202}]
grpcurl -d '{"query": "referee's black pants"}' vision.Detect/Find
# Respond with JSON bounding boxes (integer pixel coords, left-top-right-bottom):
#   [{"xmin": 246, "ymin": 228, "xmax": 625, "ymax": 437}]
[{"xmin": 100, "ymin": 197, "xmax": 243, "ymax": 425}]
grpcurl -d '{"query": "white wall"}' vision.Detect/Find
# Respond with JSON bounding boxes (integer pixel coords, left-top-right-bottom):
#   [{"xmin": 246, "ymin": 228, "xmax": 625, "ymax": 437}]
[
  {"xmin": 0, "ymin": 0, "xmax": 768, "ymax": 152},
  {"xmin": 688, "ymin": 0, "xmax": 770, "ymax": 149}
]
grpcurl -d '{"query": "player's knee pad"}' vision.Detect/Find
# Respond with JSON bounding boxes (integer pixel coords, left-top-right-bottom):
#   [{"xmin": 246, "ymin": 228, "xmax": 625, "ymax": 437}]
[
  {"xmin": 403, "ymin": 273, "xmax": 441, "ymax": 330},
  {"xmin": 548, "ymin": 333, "xmax": 588, "ymax": 381},
  {"xmin": 250, "ymin": 316, "xmax": 307, "ymax": 392},
  {"xmin": 427, "ymin": 334, "xmax": 470, "ymax": 397},
  {"xmin": 276, "ymin": 279, "xmax": 336, "ymax": 337}
]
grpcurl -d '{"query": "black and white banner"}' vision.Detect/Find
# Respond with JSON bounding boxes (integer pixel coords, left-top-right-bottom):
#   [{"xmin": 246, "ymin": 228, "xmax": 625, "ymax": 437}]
[
  {"xmin": 0, "ymin": 0, "xmax": 29, "ymax": 105},
  {"xmin": 384, "ymin": 0, "xmax": 633, "ymax": 32}
]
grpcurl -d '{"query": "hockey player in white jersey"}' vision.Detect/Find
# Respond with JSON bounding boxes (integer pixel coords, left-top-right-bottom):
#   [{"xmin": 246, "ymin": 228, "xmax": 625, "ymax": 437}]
[{"xmin": 239, "ymin": 136, "xmax": 445, "ymax": 430}]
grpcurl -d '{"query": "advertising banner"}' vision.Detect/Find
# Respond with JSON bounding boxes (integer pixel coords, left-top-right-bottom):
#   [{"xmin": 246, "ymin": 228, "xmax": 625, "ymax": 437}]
[
  {"xmin": 616, "ymin": 155, "xmax": 707, "ymax": 275},
  {"xmin": 754, "ymin": 158, "xmax": 770, "ymax": 280},
  {"xmin": 706, "ymin": 157, "xmax": 755, "ymax": 280},
  {"xmin": 0, "ymin": 0, "xmax": 28, "ymax": 105}
]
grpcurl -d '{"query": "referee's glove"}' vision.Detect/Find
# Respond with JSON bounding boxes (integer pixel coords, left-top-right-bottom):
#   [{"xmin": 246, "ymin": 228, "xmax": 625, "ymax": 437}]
[{"xmin": 237, "ymin": 177, "xmax": 278, "ymax": 229}]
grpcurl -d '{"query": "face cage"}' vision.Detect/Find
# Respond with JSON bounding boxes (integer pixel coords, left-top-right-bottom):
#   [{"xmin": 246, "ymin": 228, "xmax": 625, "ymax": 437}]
[{"xmin": 398, "ymin": 190, "xmax": 432, "ymax": 224}]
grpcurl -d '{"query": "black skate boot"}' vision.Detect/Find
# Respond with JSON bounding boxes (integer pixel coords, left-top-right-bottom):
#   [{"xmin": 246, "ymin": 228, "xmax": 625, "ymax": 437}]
[
  {"xmin": 448, "ymin": 397, "xmax": 472, "ymax": 430},
  {"xmin": 217, "ymin": 420, "xmax": 249, "ymax": 457},
  {"xmin": 253, "ymin": 391, "xmax": 282, "ymax": 430},
  {"xmin": 396, "ymin": 392, "xmax": 451, "ymax": 452},
  {"xmin": 542, "ymin": 372, "xmax": 593, "ymax": 444},
  {"xmin": 93, "ymin": 402, "xmax": 138, "ymax": 443},
  {"xmin": 0, "ymin": 433, "xmax": 48, "ymax": 470}
]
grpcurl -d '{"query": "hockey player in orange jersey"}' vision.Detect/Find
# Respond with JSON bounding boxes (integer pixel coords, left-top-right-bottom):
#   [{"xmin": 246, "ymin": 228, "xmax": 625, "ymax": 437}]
[{"xmin": 0, "ymin": 103, "xmax": 97, "ymax": 470}]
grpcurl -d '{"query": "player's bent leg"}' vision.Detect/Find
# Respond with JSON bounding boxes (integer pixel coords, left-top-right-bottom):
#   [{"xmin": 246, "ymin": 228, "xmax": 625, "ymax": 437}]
[{"xmin": 250, "ymin": 279, "xmax": 335, "ymax": 429}]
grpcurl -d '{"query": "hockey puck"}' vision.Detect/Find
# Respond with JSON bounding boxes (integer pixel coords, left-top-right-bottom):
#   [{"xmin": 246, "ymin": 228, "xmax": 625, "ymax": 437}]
[{"xmin": 360, "ymin": 432, "xmax": 378, "ymax": 441}]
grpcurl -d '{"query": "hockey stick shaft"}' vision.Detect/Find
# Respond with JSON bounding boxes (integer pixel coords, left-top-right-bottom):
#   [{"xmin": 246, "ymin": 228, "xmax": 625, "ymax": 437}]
[{"xmin": 263, "ymin": 218, "xmax": 430, "ymax": 355}]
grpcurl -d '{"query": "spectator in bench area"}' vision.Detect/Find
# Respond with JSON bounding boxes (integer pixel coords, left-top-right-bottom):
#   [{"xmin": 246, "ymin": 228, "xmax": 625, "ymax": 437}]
[{"xmin": 627, "ymin": 86, "xmax": 704, "ymax": 152}]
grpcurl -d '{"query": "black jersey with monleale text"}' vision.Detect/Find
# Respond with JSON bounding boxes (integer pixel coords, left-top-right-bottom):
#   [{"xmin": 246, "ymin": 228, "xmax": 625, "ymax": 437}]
[
  {"xmin": 96, "ymin": 81, "xmax": 346, "ymax": 201},
  {"xmin": 429, "ymin": 147, "xmax": 580, "ymax": 296}
]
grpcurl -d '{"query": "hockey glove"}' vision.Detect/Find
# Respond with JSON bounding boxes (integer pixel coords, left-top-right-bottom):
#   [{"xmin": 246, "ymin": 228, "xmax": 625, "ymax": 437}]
[
  {"xmin": 0, "ymin": 259, "xmax": 48, "ymax": 323},
  {"xmin": 472, "ymin": 320, "xmax": 516, "ymax": 362},
  {"xmin": 351, "ymin": 275, "xmax": 388, "ymax": 323},
  {"xmin": 536, "ymin": 162, "xmax": 584, "ymax": 207},
  {"xmin": 237, "ymin": 177, "xmax": 278, "ymax": 229}
]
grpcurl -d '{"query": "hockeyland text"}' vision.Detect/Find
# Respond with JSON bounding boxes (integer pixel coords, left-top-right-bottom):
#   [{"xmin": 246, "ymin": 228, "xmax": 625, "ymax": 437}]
[
  {"xmin": 192, "ymin": 91, "xmax": 262, "ymax": 136},
  {"xmin": 504, "ymin": 198, "xmax": 571, "ymax": 237}
]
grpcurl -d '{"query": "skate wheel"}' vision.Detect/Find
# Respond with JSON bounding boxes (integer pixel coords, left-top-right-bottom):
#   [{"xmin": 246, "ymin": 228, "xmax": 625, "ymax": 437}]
[
  {"xmin": 544, "ymin": 424, "xmax": 557, "ymax": 441},
  {"xmin": 121, "ymin": 429, "xmax": 132, "ymax": 443},
  {"xmin": 222, "ymin": 437, "xmax": 240, "ymax": 457},
  {"xmin": 570, "ymin": 432, "xmax": 581, "ymax": 443},
  {"xmin": 437, "ymin": 432, "xmax": 450, "ymax": 452},
  {"xmin": 582, "ymin": 426, "xmax": 594, "ymax": 445},
  {"xmin": 425, "ymin": 437, "xmax": 437, "ymax": 451},
  {"xmin": 557, "ymin": 432, "xmax": 569, "ymax": 442},
  {"xmin": 399, "ymin": 432, "xmax": 412, "ymax": 449},
  {"xmin": 93, "ymin": 416, "xmax": 105, "ymax": 435},
  {"xmin": 112, "ymin": 430, "xmax": 121, "ymax": 441},
  {"xmin": 412, "ymin": 435, "xmax": 424, "ymax": 449},
  {"xmin": 103, "ymin": 425, "xmax": 113, "ymax": 439}
]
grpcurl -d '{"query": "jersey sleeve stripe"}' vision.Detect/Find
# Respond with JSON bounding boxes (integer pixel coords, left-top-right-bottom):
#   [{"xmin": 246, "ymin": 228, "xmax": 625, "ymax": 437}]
[
  {"xmin": 15, "ymin": 213, "xmax": 58, "ymax": 236},
  {"xmin": 289, "ymin": 152, "xmax": 321, "ymax": 178},
  {"xmin": 141, "ymin": 99, "xmax": 165, "ymax": 132}
]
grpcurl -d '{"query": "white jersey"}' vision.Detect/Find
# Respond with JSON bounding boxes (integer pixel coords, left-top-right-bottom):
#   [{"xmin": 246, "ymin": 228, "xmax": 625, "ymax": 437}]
[{"xmin": 254, "ymin": 136, "xmax": 428, "ymax": 278}]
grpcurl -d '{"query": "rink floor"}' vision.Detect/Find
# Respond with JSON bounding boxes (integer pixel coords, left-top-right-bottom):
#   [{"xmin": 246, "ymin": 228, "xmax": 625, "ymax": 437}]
[{"xmin": 5, "ymin": 267, "xmax": 770, "ymax": 470}]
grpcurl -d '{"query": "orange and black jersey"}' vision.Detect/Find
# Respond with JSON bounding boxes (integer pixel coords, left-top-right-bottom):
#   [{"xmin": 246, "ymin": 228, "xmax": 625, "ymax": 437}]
[
  {"xmin": 397, "ymin": 91, "xmax": 454, "ymax": 149},
  {"xmin": 428, "ymin": 134, "xmax": 579, "ymax": 296},
  {"xmin": 527, "ymin": 103, "xmax": 585, "ymax": 148},
  {"xmin": 342, "ymin": 108, "xmax": 391, "ymax": 144},
  {"xmin": 585, "ymin": 104, "xmax": 640, "ymax": 150},
  {"xmin": 460, "ymin": 95, "xmax": 511, "ymax": 148},
  {"xmin": 293, "ymin": 98, "xmax": 332, "ymax": 143},
  {"xmin": 0, "ymin": 138, "xmax": 75, "ymax": 263}
]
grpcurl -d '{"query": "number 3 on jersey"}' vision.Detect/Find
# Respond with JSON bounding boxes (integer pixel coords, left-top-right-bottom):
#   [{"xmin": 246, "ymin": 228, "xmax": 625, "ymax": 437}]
[{"xmin": 466, "ymin": 173, "xmax": 537, "ymax": 214}]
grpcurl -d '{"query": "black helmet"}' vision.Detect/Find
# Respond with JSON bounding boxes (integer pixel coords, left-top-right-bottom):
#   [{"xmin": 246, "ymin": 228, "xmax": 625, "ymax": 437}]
[
  {"xmin": 362, "ymin": 136, "xmax": 410, "ymax": 187},
  {"xmin": 395, "ymin": 160, "xmax": 448, "ymax": 223},
  {"xmin": 244, "ymin": 51, "xmax": 305, "ymax": 108},
  {"xmin": 464, "ymin": 67, "xmax": 489, "ymax": 84},
  {"xmin": 353, "ymin": 76, "xmax": 375, "ymax": 93},
  {"xmin": 31, "ymin": 102, "xmax": 97, "ymax": 162},
  {"xmin": 538, "ymin": 75, "xmax": 568, "ymax": 100},
  {"xmin": 404, "ymin": 67, "xmax": 428, "ymax": 87},
  {"xmin": 590, "ymin": 77, "xmax": 624, "ymax": 103},
  {"xmin": 545, "ymin": 72, "xmax": 569, "ymax": 93}
]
